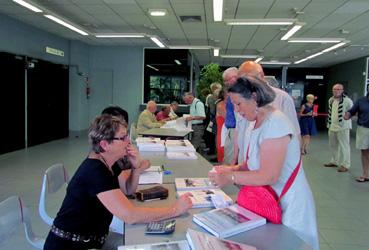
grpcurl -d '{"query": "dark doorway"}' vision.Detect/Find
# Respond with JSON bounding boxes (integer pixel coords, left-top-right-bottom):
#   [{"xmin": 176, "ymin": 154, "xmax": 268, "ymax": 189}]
[
  {"xmin": 0, "ymin": 52, "xmax": 25, "ymax": 154},
  {"xmin": 27, "ymin": 58, "xmax": 69, "ymax": 147}
]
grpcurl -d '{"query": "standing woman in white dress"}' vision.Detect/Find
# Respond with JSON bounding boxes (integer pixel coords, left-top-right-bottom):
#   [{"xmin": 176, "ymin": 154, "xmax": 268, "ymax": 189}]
[{"xmin": 208, "ymin": 76, "xmax": 319, "ymax": 250}]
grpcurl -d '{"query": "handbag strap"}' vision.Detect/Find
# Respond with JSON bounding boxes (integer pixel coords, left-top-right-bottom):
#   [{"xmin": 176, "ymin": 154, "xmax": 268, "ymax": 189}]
[{"xmin": 244, "ymin": 142, "xmax": 302, "ymax": 202}]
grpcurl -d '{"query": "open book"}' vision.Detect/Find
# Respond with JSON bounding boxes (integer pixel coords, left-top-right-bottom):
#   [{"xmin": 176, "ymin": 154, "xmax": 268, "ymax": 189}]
[
  {"xmin": 118, "ymin": 240, "xmax": 190, "ymax": 250},
  {"xmin": 175, "ymin": 178, "xmax": 216, "ymax": 191},
  {"xmin": 138, "ymin": 166, "xmax": 163, "ymax": 184},
  {"xmin": 167, "ymin": 152, "xmax": 198, "ymax": 160},
  {"xmin": 193, "ymin": 204, "xmax": 266, "ymax": 238},
  {"xmin": 186, "ymin": 228, "xmax": 257, "ymax": 250},
  {"xmin": 177, "ymin": 189, "xmax": 233, "ymax": 208}
]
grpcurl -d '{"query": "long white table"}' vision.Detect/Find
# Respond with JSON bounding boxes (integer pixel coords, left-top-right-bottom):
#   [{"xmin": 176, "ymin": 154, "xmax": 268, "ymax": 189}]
[{"xmin": 138, "ymin": 128, "xmax": 191, "ymax": 139}]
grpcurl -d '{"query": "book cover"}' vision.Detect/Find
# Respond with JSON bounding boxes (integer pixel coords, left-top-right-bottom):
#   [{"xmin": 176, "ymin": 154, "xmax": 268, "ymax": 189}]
[
  {"xmin": 177, "ymin": 189, "xmax": 233, "ymax": 208},
  {"xmin": 193, "ymin": 204, "xmax": 266, "ymax": 238},
  {"xmin": 165, "ymin": 139, "xmax": 195, "ymax": 152},
  {"xmin": 118, "ymin": 240, "xmax": 190, "ymax": 250},
  {"xmin": 186, "ymin": 228, "xmax": 257, "ymax": 250},
  {"xmin": 167, "ymin": 152, "xmax": 198, "ymax": 160},
  {"xmin": 175, "ymin": 178, "xmax": 216, "ymax": 191}
]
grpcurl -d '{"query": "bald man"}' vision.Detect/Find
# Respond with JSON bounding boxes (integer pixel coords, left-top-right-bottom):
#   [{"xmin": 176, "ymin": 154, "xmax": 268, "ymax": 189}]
[
  {"xmin": 232, "ymin": 61, "xmax": 300, "ymax": 164},
  {"xmin": 137, "ymin": 101, "xmax": 163, "ymax": 134}
]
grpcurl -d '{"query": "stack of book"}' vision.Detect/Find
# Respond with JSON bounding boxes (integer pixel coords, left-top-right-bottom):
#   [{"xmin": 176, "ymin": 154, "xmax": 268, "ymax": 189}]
[
  {"xmin": 193, "ymin": 204, "xmax": 266, "ymax": 238},
  {"xmin": 165, "ymin": 139, "xmax": 196, "ymax": 152},
  {"xmin": 136, "ymin": 137, "xmax": 165, "ymax": 152},
  {"xmin": 166, "ymin": 152, "xmax": 198, "ymax": 160},
  {"xmin": 118, "ymin": 229, "xmax": 256, "ymax": 250}
]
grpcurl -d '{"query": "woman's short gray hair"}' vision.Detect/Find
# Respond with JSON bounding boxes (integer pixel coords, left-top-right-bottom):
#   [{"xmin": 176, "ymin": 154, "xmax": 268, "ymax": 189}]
[
  {"xmin": 88, "ymin": 114, "xmax": 127, "ymax": 153},
  {"xmin": 228, "ymin": 76, "xmax": 275, "ymax": 107}
]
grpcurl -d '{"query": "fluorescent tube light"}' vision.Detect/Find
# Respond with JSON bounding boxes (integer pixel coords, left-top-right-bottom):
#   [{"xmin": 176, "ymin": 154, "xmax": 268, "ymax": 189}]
[
  {"xmin": 169, "ymin": 45, "xmax": 213, "ymax": 50},
  {"xmin": 260, "ymin": 61, "xmax": 291, "ymax": 65},
  {"xmin": 44, "ymin": 15, "xmax": 88, "ymax": 36},
  {"xmin": 322, "ymin": 42, "xmax": 346, "ymax": 52},
  {"xmin": 95, "ymin": 33, "xmax": 145, "ymax": 38},
  {"xmin": 281, "ymin": 24, "xmax": 303, "ymax": 40},
  {"xmin": 288, "ymin": 38, "xmax": 343, "ymax": 43},
  {"xmin": 220, "ymin": 54, "xmax": 259, "ymax": 58},
  {"xmin": 294, "ymin": 42, "xmax": 347, "ymax": 64},
  {"xmin": 225, "ymin": 19, "xmax": 295, "ymax": 26},
  {"xmin": 213, "ymin": 0, "xmax": 223, "ymax": 22},
  {"xmin": 148, "ymin": 9, "xmax": 167, "ymax": 16},
  {"xmin": 213, "ymin": 48, "xmax": 220, "ymax": 57},
  {"xmin": 150, "ymin": 37, "xmax": 166, "ymax": 48},
  {"xmin": 13, "ymin": 0, "xmax": 43, "ymax": 13},
  {"xmin": 174, "ymin": 59, "xmax": 181, "ymax": 65},
  {"xmin": 254, "ymin": 57, "xmax": 263, "ymax": 63},
  {"xmin": 146, "ymin": 64, "xmax": 159, "ymax": 71}
]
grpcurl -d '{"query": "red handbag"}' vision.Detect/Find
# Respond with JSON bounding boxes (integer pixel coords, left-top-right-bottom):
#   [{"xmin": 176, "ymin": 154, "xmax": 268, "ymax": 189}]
[{"xmin": 236, "ymin": 144, "xmax": 301, "ymax": 224}]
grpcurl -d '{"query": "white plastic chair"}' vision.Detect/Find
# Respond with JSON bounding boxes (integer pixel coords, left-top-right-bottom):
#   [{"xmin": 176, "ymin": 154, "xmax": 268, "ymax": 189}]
[
  {"xmin": 0, "ymin": 196, "xmax": 45, "ymax": 249},
  {"xmin": 38, "ymin": 163, "xmax": 69, "ymax": 226},
  {"xmin": 39, "ymin": 163, "xmax": 124, "ymax": 234}
]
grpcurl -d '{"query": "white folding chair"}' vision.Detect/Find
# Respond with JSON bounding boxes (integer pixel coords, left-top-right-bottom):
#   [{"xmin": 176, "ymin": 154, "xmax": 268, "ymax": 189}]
[
  {"xmin": 0, "ymin": 196, "xmax": 45, "ymax": 249},
  {"xmin": 39, "ymin": 163, "xmax": 124, "ymax": 234},
  {"xmin": 38, "ymin": 163, "xmax": 69, "ymax": 226}
]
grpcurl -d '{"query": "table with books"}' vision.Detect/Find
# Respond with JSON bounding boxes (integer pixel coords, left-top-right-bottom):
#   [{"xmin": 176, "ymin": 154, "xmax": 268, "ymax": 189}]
[
  {"xmin": 122, "ymin": 137, "xmax": 311, "ymax": 249},
  {"xmin": 138, "ymin": 127, "xmax": 192, "ymax": 139}
]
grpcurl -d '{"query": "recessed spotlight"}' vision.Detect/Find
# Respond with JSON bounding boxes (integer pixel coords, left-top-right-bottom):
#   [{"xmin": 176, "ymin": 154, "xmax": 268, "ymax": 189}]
[{"xmin": 148, "ymin": 9, "xmax": 167, "ymax": 17}]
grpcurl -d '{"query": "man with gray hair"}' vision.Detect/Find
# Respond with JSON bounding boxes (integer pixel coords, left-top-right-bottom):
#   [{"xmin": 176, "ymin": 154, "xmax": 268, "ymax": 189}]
[
  {"xmin": 137, "ymin": 100, "xmax": 163, "ymax": 134},
  {"xmin": 222, "ymin": 67, "xmax": 239, "ymax": 164},
  {"xmin": 183, "ymin": 92, "xmax": 206, "ymax": 151}
]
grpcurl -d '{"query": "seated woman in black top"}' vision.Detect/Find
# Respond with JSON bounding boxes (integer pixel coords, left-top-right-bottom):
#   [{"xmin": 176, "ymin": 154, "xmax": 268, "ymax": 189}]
[{"xmin": 44, "ymin": 115, "xmax": 192, "ymax": 250}]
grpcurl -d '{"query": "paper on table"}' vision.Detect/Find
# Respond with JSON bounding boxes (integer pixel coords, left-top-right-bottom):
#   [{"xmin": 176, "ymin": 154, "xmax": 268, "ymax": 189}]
[{"xmin": 138, "ymin": 165, "xmax": 163, "ymax": 184}]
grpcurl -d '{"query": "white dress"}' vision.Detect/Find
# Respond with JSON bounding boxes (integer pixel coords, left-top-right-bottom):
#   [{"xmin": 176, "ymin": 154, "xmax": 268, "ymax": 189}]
[{"xmin": 243, "ymin": 110, "xmax": 319, "ymax": 250}]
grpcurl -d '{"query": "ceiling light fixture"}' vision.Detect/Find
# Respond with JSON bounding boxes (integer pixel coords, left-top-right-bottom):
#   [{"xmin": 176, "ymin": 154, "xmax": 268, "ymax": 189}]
[
  {"xmin": 174, "ymin": 59, "xmax": 181, "ymax": 65},
  {"xmin": 150, "ymin": 36, "xmax": 166, "ymax": 48},
  {"xmin": 44, "ymin": 15, "xmax": 88, "ymax": 36},
  {"xmin": 148, "ymin": 9, "xmax": 167, "ymax": 16},
  {"xmin": 169, "ymin": 45, "xmax": 213, "ymax": 50},
  {"xmin": 260, "ymin": 61, "xmax": 291, "ymax": 65},
  {"xmin": 225, "ymin": 18, "xmax": 296, "ymax": 26},
  {"xmin": 146, "ymin": 64, "xmax": 159, "ymax": 71},
  {"xmin": 13, "ymin": 0, "xmax": 43, "ymax": 13},
  {"xmin": 220, "ymin": 54, "xmax": 259, "ymax": 58},
  {"xmin": 254, "ymin": 57, "xmax": 263, "ymax": 63},
  {"xmin": 213, "ymin": 0, "xmax": 223, "ymax": 22},
  {"xmin": 281, "ymin": 23, "xmax": 303, "ymax": 40},
  {"xmin": 294, "ymin": 42, "xmax": 347, "ymax": 64},
  {"xmin": 288, "ymin": 38, "xmax": 343, "ymax": 43},
  {"xmin": 95, "ymin": 33, "xmax": 145, "ymax": 38},
  {"xmin": 213, "ymin": 48, "xmax": 220, "ymax": 57}
]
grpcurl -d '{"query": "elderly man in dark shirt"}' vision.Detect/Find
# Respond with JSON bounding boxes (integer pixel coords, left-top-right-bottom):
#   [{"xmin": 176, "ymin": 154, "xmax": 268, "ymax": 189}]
[{"xmin": 344, "ymin": 90, "xmax": 369, "ymax": 182}]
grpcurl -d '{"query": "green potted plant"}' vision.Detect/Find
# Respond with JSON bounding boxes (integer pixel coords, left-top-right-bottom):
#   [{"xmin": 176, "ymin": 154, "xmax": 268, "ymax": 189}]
[{"xmin": 197, "ymin": 63, "xmax": 223, "ymax": 101}]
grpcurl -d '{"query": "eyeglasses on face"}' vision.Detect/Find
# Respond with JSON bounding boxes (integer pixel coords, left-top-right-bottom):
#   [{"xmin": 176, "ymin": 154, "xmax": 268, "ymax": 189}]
[
  {"xmin": 111, "ymin": 134, "xmax": 129, "ymax": 141},
  {"xmin": 333, "ymin": 88, "xmax": 343, "ymax": 91}
]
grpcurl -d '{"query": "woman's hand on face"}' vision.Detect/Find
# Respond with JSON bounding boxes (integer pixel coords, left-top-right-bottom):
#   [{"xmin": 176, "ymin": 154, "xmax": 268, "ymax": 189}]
[
  {"xmin": 127, "ymin": 144, "xmax": 140, "ymax": 167},
  {"xmin": 174, "ymin": 193, "xmax": 193, "ymax": 215}
]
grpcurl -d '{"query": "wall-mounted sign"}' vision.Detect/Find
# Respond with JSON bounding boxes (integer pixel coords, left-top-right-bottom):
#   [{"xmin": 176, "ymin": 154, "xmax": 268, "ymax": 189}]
[
  {"xmin": 46, "ymin": 47, "xmax": 64, "ymax": 57},
  {"xmin": 306, "ymin": 75, "xmax": 323, "ymax": 79}
]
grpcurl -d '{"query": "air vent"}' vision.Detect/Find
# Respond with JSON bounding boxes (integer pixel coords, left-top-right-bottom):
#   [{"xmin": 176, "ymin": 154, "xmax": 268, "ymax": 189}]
[{"xmin": 180, "ymin": 16, "xmax": 201, "ymax": 22}]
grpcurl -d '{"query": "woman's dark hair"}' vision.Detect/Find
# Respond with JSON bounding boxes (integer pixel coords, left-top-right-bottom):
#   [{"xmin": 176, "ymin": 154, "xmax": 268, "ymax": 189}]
[
  {"xmin": 228, "ymin": 76, "xmax": 275, "ymax": 107},
  {"xmin": 89, "ymin": 114, "xmax": 127, "ymax": 153},
  {"xmin": 102, "ymin": 106, "xmax": 129, "ymax": 123}
]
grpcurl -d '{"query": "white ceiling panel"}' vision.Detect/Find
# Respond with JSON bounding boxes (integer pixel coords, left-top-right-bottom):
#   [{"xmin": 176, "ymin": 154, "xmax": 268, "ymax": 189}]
[{"xmin": 2, "ymin": 0, "xmax": 369, "ymax": 67}]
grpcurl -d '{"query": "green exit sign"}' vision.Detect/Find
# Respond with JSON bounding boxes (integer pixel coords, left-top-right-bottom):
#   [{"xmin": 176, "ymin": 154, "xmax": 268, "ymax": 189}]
[{"xmin": 46, "ymin": 47, "xmax": 64, "ymax": 57}]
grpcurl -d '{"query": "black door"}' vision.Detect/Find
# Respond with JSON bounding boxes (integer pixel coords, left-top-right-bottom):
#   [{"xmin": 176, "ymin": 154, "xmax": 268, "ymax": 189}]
[
  {"xmin": 0, "ymin": 52, "xmax": 25, "ymax": 154},
  {"xmin": 27, "ymin": 59, "xmax": 69, "ymax": 146}
]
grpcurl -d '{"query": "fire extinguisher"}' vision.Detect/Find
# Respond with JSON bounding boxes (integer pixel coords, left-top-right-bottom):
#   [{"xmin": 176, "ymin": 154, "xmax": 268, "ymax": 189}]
[{"xmin": 85, "ymin": 77, "xmax": 90, "ymax": 99}]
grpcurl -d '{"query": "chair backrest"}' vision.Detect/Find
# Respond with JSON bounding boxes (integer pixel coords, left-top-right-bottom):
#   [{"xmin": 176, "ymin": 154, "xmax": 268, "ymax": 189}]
[
  {"xmin": 0, "ymin": 196, "xmax": 45, "ymax": 249},
  {"xmin": 39, "ymin": 163, "xmax": 69, "ymax": 226}
]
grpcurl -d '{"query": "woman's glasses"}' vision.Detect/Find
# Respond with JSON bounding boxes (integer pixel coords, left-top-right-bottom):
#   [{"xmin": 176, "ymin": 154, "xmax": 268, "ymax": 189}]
[{"xmin": 111, "ymin": 134, "xmax": 129, "ymax": 141}]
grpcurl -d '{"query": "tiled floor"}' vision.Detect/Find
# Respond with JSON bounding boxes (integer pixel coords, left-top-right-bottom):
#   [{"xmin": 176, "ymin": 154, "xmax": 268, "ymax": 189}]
[{"xmin": 0, "ymin": 132, "xmax": 368, "ymax": 250}]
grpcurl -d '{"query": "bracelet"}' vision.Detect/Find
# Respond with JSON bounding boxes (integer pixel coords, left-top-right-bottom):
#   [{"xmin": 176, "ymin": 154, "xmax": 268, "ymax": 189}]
[{"xmin": 231, "ymin": 173, "xmax": 235, "ymax": 184}]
